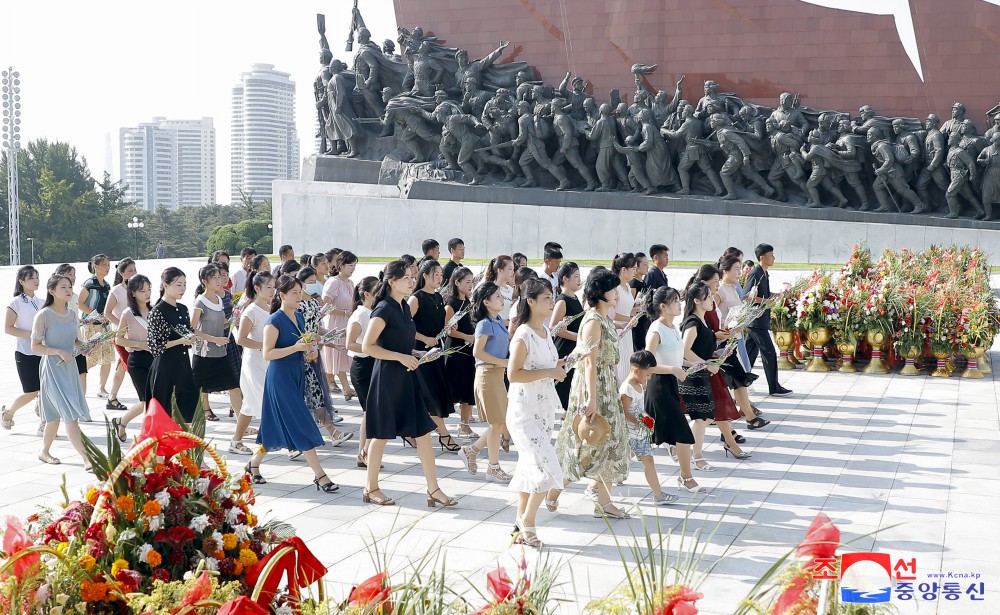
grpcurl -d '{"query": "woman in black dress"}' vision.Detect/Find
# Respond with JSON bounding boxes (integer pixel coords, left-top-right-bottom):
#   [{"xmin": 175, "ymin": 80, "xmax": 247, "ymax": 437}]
[
  {"xmin": 111, "ymin": 275, "xmax": 154, "ymax": 442},
  {"xmin": 406, "ymin": 259, "xmax": 460, "ymax": 452},
  {"xmin": 679, "ymin": 280, "xmax": 720, "ymax": 473},
  {"xmin": 630, "ymin": 252, "xmax": 650, "ymax": 352},
  {"xmin": 361, "ymin": 260, "xmax": 458, "ymax": 508},
  {"xmin": 443, "ymin": 267, "xmax": 477, "ymax": 441},
  {"xmin": 146, "ymin": 267, "xmax": 200, "ymax": 422},
  {"xmin": 550, "ymin": 262, "xmax": 583, "ymax": 410}
]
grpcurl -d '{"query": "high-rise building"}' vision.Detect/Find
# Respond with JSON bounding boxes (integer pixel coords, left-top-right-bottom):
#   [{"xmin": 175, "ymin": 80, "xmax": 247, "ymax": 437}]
[
  {"xmin": 230, "ymin": 64, "xmax": 299, "ymax": 204},
  {"xmin": 119, "ymin": 117, "xmax": 216, "ymax": 210}
]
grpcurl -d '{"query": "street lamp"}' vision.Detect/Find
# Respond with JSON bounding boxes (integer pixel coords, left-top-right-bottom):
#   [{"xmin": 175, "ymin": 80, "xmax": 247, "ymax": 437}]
[
  {"xmin": 267, "ymin": 223, "xmax": 273, "ymax": 254},
  {"xmin": 127, "ymin": 216, "xmax": 144, "ymax": 259},
  {"xmin": 25, "ymin": 237, "xmax": 33, "ymax": 264},
  {"xmin": 2, "ymin": 67, "xmax": 22, "ymax": 265}
]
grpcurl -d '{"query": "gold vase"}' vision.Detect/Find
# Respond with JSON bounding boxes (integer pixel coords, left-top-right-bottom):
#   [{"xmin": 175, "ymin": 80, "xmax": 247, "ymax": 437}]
[
  {"xmin": 836, "ymin": 340, "xmax": 857, "ymax": 373},
  {"xmin": 774, "ymin": 330, "xmax": 796, "ymax": 370},
  {"xmin": 863, "ymin": 330, "xmax": 890, "ymax": 374},
  {"xmin": 978, "ymin": 346, "xmax": 993, "ymax": 375},
  {"xmin": 806, "ymin": 327, "xmax": 832, "ymax": 372},
  {"xmin": 899, "ymin": 346, "xmax": 921, "ymax": 376},
  {"xmin": 930, "ymin": 349, "xmax": 952, "ymax": 377},
  {"xmin": 962, "ymin": 346, "xmax": 986, "ymax": 379}
]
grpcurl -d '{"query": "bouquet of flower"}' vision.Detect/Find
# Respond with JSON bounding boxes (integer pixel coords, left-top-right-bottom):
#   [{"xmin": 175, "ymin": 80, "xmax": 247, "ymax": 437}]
[
  {"xmin": 319, "ymin": 328, "xmax": 346, "ymax": 346},
  {"xmin": 616, "ymin": 309, "xmax": 645, "ymax": 341},
  {"xmin": 724, "ymin": 298, "xmax": 767, "ymax": 332},
  {"xmin": 413, "ymin": 343, "xmax": 468, "ymax": 369},
  {"xmin": 318, "ymin": 302, "xmax": 337, "ymax": 319},
  {"xmin": 174, "ymin": 325, "xmax": 208, "ymax": 357},
  {"xmin": 893, "ymin": 284, "xmax": 933, "ymax": 352},
  {"xmin": 857, "ymin": 279, "xmax": 898, "ymax": 336},
  {"xmin": 839, "ymin": 243, "xmax": 874, "ymax": 286},
  {"xmin": 549, "ymin": 310, "xmax": 585, "ymax": 339},
  {"xmin": 562, "ymin": 339, "xmax": 599, "ymax": 373},
  {"xmin": 685, "ymin": 346, "xmax": 734, "ymax": 375},
  {"xmin": 57, "ymin": 329, "xmax": 122, "ymax": 365},
  {"xmin": 794, "ymin": 273, "xmax": 840, "ymax": 331},
  {"xmin": 79, "ymin": 311, "xmax": 109, "ymax": 326},
  {"xmin": 436, "ymin": 305, "xmax": 471, "ymax": 341}
]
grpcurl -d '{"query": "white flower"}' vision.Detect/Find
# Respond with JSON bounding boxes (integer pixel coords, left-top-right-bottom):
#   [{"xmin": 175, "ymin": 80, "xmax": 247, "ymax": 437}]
[
  {"xmin": 34, "ymin": 583, "xmax": 50, "ymax": 605},
  {"xmin": 194, "ymin": 477, "xmax": 211, "ymax": 495},
  {"xmin": 275, "ymin": 604, "xmax": 294, "ymax": 615},
  {"xmin": 105, "ymin": 524, "xmax": 118, "ymax": 543},
  {"xmin": 147, "ymin": 514, "xmax": 163, "ymax": 532},
  {"xmin": 204, "ymin": 557, "xmax": 219, "ymax": 572},
  {"xmin": 118, "ymin": 529, "xmax": 136, "ymax": 542},
  {"xmin": 225, "ymin": 507, "xmax": 241, "ymax": 525},
  {"xmin": 233, "ymin": 523, "xmax": 250, "ymax": 541},
  {"xmin": 183, "ymin": 571, "xmax": 194, "ymax": 581},
  {"xmin": 55, "ymin": 594, "xmax": 69, "ymax": 606},
  {"xmin": 50, "ymin": 608, "xmax": 62, "ymax": 615},
  {"xmin": 137, "ymin": 543, "xmax": 154, "ymax": 561},
  {"xmin": 189, "ymin": 514, "xmax": 210, "ymax": 533},
  {"xmin": 212, "ymin": 530, "xmax": 223, "ymax": 544},
  {"xmin": 154, "ymin": 489, "xmax": 171, "ymax": 508},
  {"xmin": 75, "ymin": 604, "xmax": 86, "ymax": 615}
]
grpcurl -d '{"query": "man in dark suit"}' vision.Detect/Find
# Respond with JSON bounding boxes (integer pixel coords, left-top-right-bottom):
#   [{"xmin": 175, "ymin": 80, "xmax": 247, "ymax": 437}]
[
  {"xmin": 742, "ymin": 243, "xmax": 792, "ymax": 397},
  {"xmin": 644, "ymin": 244, "xmax": 670, "ymax": 289}
]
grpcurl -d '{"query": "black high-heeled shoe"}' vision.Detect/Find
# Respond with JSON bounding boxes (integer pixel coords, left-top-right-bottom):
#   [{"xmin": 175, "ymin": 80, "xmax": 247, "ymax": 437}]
[
  {"xmin": 401, "ymin": 436, "xmax": 417, "ymax": 448},
  {"xmin": 111, "ymin": 417, "xmax": 127, "ymax": 443},
  {"xmin": 243, "ymin": 461, "xmax": 266, "ymax": 484},
  {"xmin": 719, "ymin": 430, "xmax": 746, "ymax": 444},
  {"xmin": 313, "ymin": 474, "xmax": 340, "ymax": 493},
  {"xmin": 438, "ymin": 434, "xmax": 461, "ymax": 452}
]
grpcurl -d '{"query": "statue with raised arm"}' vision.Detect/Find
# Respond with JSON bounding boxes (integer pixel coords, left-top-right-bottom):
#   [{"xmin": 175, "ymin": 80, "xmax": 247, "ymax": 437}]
[
  {"xmin": 314, "ymin": 46, "xmax": 334, "ymax": 154},
  {"xmin": 557, "ymin": 73, "xmax": 588, "ymax": 120},
  {"xmin": 455, "ymin": 42, "xmax": 510, "ymax": 94},
  {"xmin": 551, "ymin": 98, "xmax": 597, "ymax": 191},
  {"xmin": 651, "ymin": 75, "xmax": 684, "ymax": 128},
  {"xmin": 663, "ymin": 102, "xmax": 724, "ymax": 196},
  {"xmin": 411, "ymin": 41, "xmax": 445, "ymax": 96}
]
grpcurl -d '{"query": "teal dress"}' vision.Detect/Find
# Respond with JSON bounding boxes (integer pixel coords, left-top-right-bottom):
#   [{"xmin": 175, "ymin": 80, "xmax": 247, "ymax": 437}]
[
  {"xmin": 32, "ymin": 307, "xmax": 88, "ymax": 423},
  {"xmin": 257, "ymin": 310, "xmax": 324, "ymax": 452}
]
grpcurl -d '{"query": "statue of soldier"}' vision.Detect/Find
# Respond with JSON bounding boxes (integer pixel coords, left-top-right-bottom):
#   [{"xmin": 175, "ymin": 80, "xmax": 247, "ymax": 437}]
[
  {"xmin": 695, "ymin": 80, "xmax": 738, "ymax": 119},
  {"xmin": 381, "ymin": 88, "xmax": 440, "ymax": 163},
  {"xmin": 942, "ymin": 102, "xmax": 978, "ymax": 138},
  {"xmin": 557, "ymin": 73, "xmax": 589, "ymax": 121},
  {"xmin": 314, "ymin": 47, "xmax": 334, "ymax": 154},
  {"xmin": 765, "ymin": 118, "xmax": 808, "ymax": 202},
  {"xmin": 427, "ymin": 90, "xmax": 465, "ymax": 170},
  {"xmin": 616, "ymin": 109, "xmax": 674, "ymax": 194},
  {"xmin": 580, "ymin": 97, "xmax": 601, "ymax": 168},
  {"xmin": 815, "ymin": 113, "xmax": 839, "ymax": 145},
  {"xmin": 868, "ymin": 127, "xmax": 926, "ymax": 213},
  {"xmin": 352, "ymin": 27, "xmax": 386, "ymax": 117},
  {"xmin": 984, "ymin": 111, "xmax": 1000, "ymax": 142},
  {"xmin": 852, "ymin": 105, "xmax": 880, "ymax": 136},
  {"xmin": 977, "ymin": 132, "xmax": 1000, "ymax": 220},
  {"xmin": 551, "ymin": 98, "xmax": 597, "ymax": 191},
  {"xmin": 481, "ymin": 88, "xmax": 518, "ymax": 159},
  {"xmin": 512, "ymin": 100, "xmax": 571, "ymax": 190},
  {"xmin": 662, "ymin": 102, "xmax": 724, "ymax": 196},
  {"xmin": 828, "ymin": 117, "xmax": 871, "ymax": 210},
  {"xmin": 958, "ymin": 119, "xmax": 987, "ymax": 160},
  {"xmin": 590, "ymin": 103, "xmax": 631, "ymax": 191},
  {"xmin": 915, "ymin": 113, "xmax": 949, "ymax": 210},
  {"xmin": 891, "ymin": 118, "xmax": 922, "ymax": 181},
  {"xmin": 651, "ymin": 75, "xmax": 685, "ymax": 128},
  {"xmin": 735, "ymin": 106, "xmax": 767, "ymax": 141},
  {"xmin": 382, "ymin": 39, "xmax": 399, "ymax": 60},
  {"xmin": 769, "ymin": 92, "xmax": 809, "ymax": 137},
  {"xmin": 411, "ymin": 41, "xmax": 446, "ymax": 96},
  {"xmin": 434, "ymin": 105, "xmax": 516, "ymax": 184},
  {"xmin": 945, "ymin": 131, "xmax": 985, "ymax": 219},
  {"xmin": 325, "ymin": 60, "xmax": 364, "ymax": 158},
  {"xmin": 529, "ymin": 85, "xmax": 555, "ymax": 141},
  {"xmin": 800, "ymin": 129, "xmax": 849, "ymax": 208},
  {"xmin": 455, "ymin": 42, "xmax": 510, "ymax": 93},
  {"xmin": 461, "ymin": 81, "xmax": 491, "ymax": 118},
  {"xmin": 711, "ymin": 114, "xmax": 775, "ymax": 200}
]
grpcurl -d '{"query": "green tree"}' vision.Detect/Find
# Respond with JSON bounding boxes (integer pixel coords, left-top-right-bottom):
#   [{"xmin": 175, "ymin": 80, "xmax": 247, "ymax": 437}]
[{"xmin": 206, "ymin": 218, "xmax": 273, "ymax": 255}]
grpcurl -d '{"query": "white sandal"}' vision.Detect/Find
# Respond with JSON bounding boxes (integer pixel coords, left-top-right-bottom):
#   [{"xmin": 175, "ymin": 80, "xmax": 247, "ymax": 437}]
[{"xmin": 693, "ymin": 457, "xmax": 716, "ymax": 472}]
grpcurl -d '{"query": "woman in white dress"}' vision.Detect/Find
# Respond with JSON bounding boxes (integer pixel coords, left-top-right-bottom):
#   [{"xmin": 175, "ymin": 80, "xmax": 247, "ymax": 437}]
[
  {"xmin": 231, "ymin": 271, "xmax": 275, "ymax": 462},
  {"xmin": 507, "ymin": 278, "xmax": 566, "ymax": 548},
  {"xmin": 482, "ymin": 256, "xmax": 516, "ymax": 326},
  {"xmin": 611, "ymin": 253, "xmax": 640, "ymax": 384}
]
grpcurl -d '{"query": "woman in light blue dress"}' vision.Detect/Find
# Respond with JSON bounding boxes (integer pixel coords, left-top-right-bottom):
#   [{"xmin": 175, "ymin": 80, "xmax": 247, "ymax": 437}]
[{"xmin": 32, "ymin": 274, "xmax": 91, "ymax": 469}]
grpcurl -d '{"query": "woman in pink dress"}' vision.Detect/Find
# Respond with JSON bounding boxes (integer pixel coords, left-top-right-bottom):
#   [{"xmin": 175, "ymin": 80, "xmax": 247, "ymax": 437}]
[{"xmin": 322, "ymin": 250, "xmax": 358, "ymax": 400}]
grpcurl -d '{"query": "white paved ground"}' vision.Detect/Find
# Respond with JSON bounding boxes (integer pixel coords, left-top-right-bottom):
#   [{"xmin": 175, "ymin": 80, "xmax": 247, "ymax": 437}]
[{"xmin": 0, "ymin": 259, "xmax": 996, "ymax": 614}]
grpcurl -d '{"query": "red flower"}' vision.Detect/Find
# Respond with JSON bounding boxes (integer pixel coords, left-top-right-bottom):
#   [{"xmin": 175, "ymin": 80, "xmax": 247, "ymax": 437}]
[
  {"xmin": 654, "ymin": 585, "xmax": 703, "ymax": 614},
  {"xmin": 180, "ymin": 571, "xmax": 213, "ymax": 607},
  {"xmin": 115, "ymin": 569, "xmax": 143, "ymax": 593},
  {"xmin": 1, "ymin": 516, "xmax": 40, "ymax": 580},
  {"xmin": 168, "ymin": 485, "xmax": 191, "ymax": 499},
  {"xmin": 43, "ymin": 501, "xmax": 85, "ymax": 544},
  {"xmin": 151, "ymin": 568, "xmax": 171, "ymax": 583},
  {"xmin": 349, "ymin": 572, "xmax": 392, "ymax": 610},
  {"xmin": 795, "ymin": 513, "xmax": 840, "ymax": 561},
  {"xmin": 641, "ymin": 416, "xmax": 655, "ymax": 429},
  {"xmin": 486, "ymin": 567, "xmax": 514, "ymax": 602},
  {"xmin": 770, "ymin": 575, "xmax": 815, "ymax": 615},
  {"xmin": 154, "ymin": 526, "xmax": 197, "ymax": 549}
]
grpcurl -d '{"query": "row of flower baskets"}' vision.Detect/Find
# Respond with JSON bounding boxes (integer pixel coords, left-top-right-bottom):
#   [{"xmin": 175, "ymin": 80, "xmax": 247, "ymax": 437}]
[{"xmin": 769, "ymin": 244, "xmax": 998, "ymax": 377}]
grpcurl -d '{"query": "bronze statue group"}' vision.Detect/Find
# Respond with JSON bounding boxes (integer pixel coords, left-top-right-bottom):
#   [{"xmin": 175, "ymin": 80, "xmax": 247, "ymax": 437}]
[
  {"xmin": 315, "ymin": 15, "xmax": 1000, "ymax": 221},
  {"xmin": 3, "ymin": 240, "xmax": 795, "ymax": 549}
]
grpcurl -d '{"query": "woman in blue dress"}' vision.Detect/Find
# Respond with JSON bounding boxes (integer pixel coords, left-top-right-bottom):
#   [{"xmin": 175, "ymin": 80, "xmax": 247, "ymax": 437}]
[
  {"xmin": 32, "ymin": 274, "xmax": 91, "ymax": 469},
  {"xmin": 246, "ymin": 275, "xmax": 338, "ymax": 493},
  {"xmin": 360, "ymin": 260, "xmax": 458, "ymax": 508}
]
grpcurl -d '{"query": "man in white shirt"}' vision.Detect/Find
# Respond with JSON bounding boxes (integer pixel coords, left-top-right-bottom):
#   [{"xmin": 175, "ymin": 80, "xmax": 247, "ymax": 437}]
[
  {"xmin": 231, "ymin": 247, "xmax": 257, "ymax": 295},
  {"xmin": 540, "ymin": 242, "xmax": 562, "ymax": 289}
]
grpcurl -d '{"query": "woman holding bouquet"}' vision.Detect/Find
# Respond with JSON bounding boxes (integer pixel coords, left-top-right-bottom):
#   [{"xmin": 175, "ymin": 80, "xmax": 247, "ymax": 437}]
[
  {"xmin": 78, "ymin": 253, "xmax": 114, "ymax": 399},
  {"xmin": 231, "ymin": 272, "xmax": 275, "ymax": 455},
  {"xmin": 408, "ymin": 259, "xmax": 460, "ymax": 451},
  {"xmin": 110, "ymin": 275, "xmax": 154, "ymax": 442},
  {"xmin": 552, "ymin": 268, "xmax": 631, "ymax": 519},
  {"xmin": 443, "ymin": 267, "xmax": 478, "ymax": 441},
  {"xmin": 2, "ymin": 266, "xmax": 41, "ymax": 430},
  {"xmin": 551, "ymin": 262, "xmax": 583, "ymax": 410},
  {"xmin": 147, "ymin": 267, "xmax": 200, "ymax": 422},
  {"xmin": 611, "ymin": 253, "xmax": 640, "ymax": 385},
  {"xmin": 296, "ymin": 267, "xmax": 352, "ymax": 447},
  {"xmin": 103, "ymin": 258, "xmax": 136, "ymax": 412},
  {"xmin": 347, "ymin": 276, "xmax": 379, "ymax": 467},
  {"xmin": 55, "ymin": 264, "xmax": 92, "ymax": 394},
  {"xmin": 361, "ymin": 260, "xmax": 457, "ymax": 507},
  {"xmin": 32, "ymin": 274, "xmax": 91, "ymax": 468},
  {"xmin": 245, "ymin": 276, "xmax": 339, "ymax": 492},
  {"xmin": 718, "ymin": 255, "xmax": 770, "ymax": 430},
  {"xmin": 322, "ymin": 250, "xmax": 359, "ymax": 400},
  {"xmin": 191, "ymin": 264, "xmax": 242, "ymax": 421},
  {"xmin": 507, "ymin": 278, "xmax": 566, "ymax": 547}
]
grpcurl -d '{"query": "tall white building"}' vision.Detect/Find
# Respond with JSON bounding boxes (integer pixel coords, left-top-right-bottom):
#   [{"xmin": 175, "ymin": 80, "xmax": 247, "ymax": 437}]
[
  {"xmin": 230, "ymin": 64, "xmax": 299, "ymax": 204},
  {"xmin": 119, "ymin": 117, "xmax": 216, "ymax": 210}
]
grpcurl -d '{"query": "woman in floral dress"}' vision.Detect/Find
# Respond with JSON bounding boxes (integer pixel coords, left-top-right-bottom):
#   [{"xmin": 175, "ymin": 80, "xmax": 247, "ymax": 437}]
[
  {"xmin": 553, "ymin": 268, "xmax": 631, "ymax": 519},
  {"xmin": 507, "ymin": 278, "xmax": 566, "ymax": 548}
]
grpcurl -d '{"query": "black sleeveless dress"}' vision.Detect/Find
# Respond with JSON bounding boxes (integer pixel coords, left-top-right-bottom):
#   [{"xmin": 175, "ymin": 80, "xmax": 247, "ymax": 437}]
[
  {"xmin": 553, "ymin": 293, "xmax": 584, "ymax": 410},
  {"xmin": 445, "ymin": 295, "xmax": 475, "ymax": 405},
  {"xmin": 411, "ymin": 290, "xmax": 455, "ymax": 419},
  {"xmin": 677, "ymin": 314, "xmax": 716, "ymax": 421}
]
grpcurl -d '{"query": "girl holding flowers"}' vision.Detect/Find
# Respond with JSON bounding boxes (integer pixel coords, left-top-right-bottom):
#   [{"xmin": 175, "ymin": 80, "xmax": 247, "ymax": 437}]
[
  {"xmin": 322, "ymin": 250, "xmax": 359, "ymax": 401},
  {"xmin": 147, "ymin": 267, "xmax": 200, "ymax": 422},
  {"xmin": 191, "ymin": 264, "xmax": 243, "ymax": 421},
  {"xmin": 2, "ymin": 266, "xmax": 41, "ymax": 430},
  {"xmin": 231, "ymin": 271, "xmax": 275, "ymax": 457},
  {"xmin": 110, "ymin": 274, "xmax": 154, "ymax": 442},
  {"xmin": 103, "ymin": 258, "xmax": 136, "ymax": 412},
  {"xmin": 443, "ymin": 266, "xmax": 478, "ymax": 441},
  {"xmin": 550, "ymin": 261, "xmax": 583, "ymax": 410}
]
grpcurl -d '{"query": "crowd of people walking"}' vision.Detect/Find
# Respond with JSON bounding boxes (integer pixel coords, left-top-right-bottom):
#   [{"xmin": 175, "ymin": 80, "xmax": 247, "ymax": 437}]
[{"xmin": 1, "ymin": 239, "xmax": 795, "ymax": 548}]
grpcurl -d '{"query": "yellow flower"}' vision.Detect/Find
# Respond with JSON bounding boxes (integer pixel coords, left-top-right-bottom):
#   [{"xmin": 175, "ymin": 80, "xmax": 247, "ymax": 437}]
[
  {"xmin": 222, "ymin": 533, "xmax": 238, "ymax": 551},
  {"xmin": 56, "ymin": 541, "xmax": 69, "ymax": 553},
  {"xmin": 85, "ymin": 487, "xmax": 99, "ymax": 506},
  {"xmin": 78, "ymin": 554, "xmax": 96, "ymax": 571},
  {"xmin": 238, "ymin": 548, "xmax": 258, "ymax": 568},
  {"xmin": 111, "ymin": 558, "xmax": 130, "ymax": 576},
  {"xmin": 247, "ymin": 513, "xmax": 257, "ymax": 527},
  {"xmin": 143, "ymin": 500, "xmax": 162, "ymax": 516}
]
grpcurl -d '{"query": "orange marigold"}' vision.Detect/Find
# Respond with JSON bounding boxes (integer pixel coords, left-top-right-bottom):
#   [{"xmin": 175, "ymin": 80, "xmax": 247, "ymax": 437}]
[
  {"xmin": 222, "ymin": 533, "xmax": 238, "ymax": 551},
  {"xmin": 239, "ymin": 540, "xmax": 251, "ymax": 551},
  {"xmin": 80, "ymin": 580, "xmax": 110, "ymax": 603},
  {"xmin": 85, "ymin": 487, "xmax": 99, "ymax": 505},
  {"xmin": 79, "ymin": 554, "xmax": 96, "ymax": 571},
  {"xmin": 125, "ymin": 511, "xmax": 138, "ymax": 522},
  {"xmin": 186, "ymin": 464, "xmax": 199, "ymax": 477},
  {"xmin": 146, "ymin": 549, "xmax": 162, "ymax": 567},
  {"xmin": 233, "ymin": 560, "xmax": 244, "ymax": 576},
  {"xmin": 116, "ymin": 495, "xmax": 135, "ymax": 512},
  {"xmin": 143, "ymin": 500, "xmax": 162, "ymax": 516},
  {"xmin": 154, "ymin": 463, "xmax": 167, "ymax": 473},
  {"xmin": 238, "ymin": 548, "xmax": 258, "ymax": 568},
  {"xmin": 247, "ymin": 514, "xmax": 257, "ymax": 527}
]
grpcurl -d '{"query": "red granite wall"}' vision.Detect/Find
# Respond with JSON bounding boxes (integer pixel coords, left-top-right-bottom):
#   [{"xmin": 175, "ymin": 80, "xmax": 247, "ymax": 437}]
[{"xmin": 393, "ymin": 0, "xmax": 1000, "ymax": 126}]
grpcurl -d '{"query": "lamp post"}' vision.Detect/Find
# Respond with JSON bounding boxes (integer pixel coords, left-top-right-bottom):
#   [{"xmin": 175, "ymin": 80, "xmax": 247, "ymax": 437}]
[
  {"xmin": 25, "ymin": 237, "xmax": 33, "ymax": 264},
  {"xmin": 127, "ymin": 216, "xmax": 144, "ymax": 259},
  {"xmin": 268, "ymin": 223, "xmax": 273, "ymax": 254},
  {"xmin": 2, "ymin": 67, "xmax": 22, "ymax": 265}
]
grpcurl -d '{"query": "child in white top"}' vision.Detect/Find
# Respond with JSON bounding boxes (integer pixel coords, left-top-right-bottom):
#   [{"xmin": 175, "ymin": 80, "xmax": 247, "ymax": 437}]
[{"xmin": 619, "ymin": 350, "xmax": 678, "ymax": 505}]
